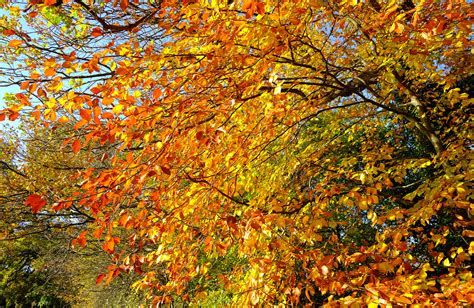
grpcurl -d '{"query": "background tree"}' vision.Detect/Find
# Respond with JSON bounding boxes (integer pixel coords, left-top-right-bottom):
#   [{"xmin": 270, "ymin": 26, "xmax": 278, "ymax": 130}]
[{"xmin": 0, "ymin": 120, "xmax": 146, "ymax": 306}]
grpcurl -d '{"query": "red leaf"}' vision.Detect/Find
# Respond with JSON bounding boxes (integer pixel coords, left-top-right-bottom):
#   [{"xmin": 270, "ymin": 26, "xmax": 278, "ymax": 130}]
[
  {"xmin": 90, "ymin": 87, "xmax": 102, "ymax": 95},
  {"xmin": 3, "ymin": 29, "xmax": 15, "ymax": 36},
  {"xmin": 196, "ymin": 131, "xmax": 205, "ymax": 141},
  {"xmin": 91, "ymin": 27, "xmax": 103, "ymax": 38},
  {"xmin": 160, "ymin": 165, "xmax": 171, "ymax": 175},
  {"xmin": 25, "ymin": 194, "xmax": 47, "ymax": 213},
  {"xmin": 96, "ymin": 273, "xmax": 105, "ymax": 284},
  {"xmin": 51, "ymin": 201, "xmax": 66, "ymax": 211},
  {"xmin": 256, "ymin": 2, "xmax": 265, "ymax": 15},
  {"xmin": 71, "ymin": 139, "xmax": 81, "ymax": 154}
]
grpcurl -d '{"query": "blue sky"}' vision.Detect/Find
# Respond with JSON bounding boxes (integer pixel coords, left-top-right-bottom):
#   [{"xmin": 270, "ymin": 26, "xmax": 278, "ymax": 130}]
[{"xmin": 1, "ymin": 7, "xmax": 27, "ymax": 129}]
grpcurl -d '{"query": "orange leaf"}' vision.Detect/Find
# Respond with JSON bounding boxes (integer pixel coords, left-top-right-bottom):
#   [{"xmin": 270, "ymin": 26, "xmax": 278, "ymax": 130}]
[
  {"xmin": 79, "ymin": 108, "xmax": 92, "ymax": 121},
  {"xmin": 76, "ymin": 230, "xmax": 88, "ymax": 247},
  {"xmin": 15, "ymin": 93, "xmax": 31, "ymax": 106},
  {"xmin": 103, "ymin": 236, "xmax": 115, "ymax": 254},
  {"xmin": 243, "ymin": 0, "xmax": 256, "ymax": 18},
  {"xmin": 25, "ymin": 194, "xmax": 47, "ymax": 213},
  {"xmin": 101, "ymin": 112, "xmax": 114, "ymax": 119},
  {"xmin": 93, "ymin": 227, "xmax": 104, "ymax": 239},
  {"xmin": 8, "ymin": 112, "xmax": 19, "ymax": 121},
  {"xmin": 20, "ymin": 81, "xmax": 30, "ymax": 90},
  {"xmin": 152, "ymin": 88, "xmax": 162, "ymax": 100},
  {"xmin": 394, "ymin": 296, "xmax": 412, "ymax": 304},
  {"xmin": 74, "ymin": 119, "xmax": 88, "ymax": 130},
  {"xmin": 115, "ymin": 67, "xmax": 128, "ymax": 75},
  {"xmin": 8, "ymin": 40, "xmax": 23, "ymax": 48},
  {"xmin": 102, "ymin": 97, "xmax": 114, "ymax": 105},
  {"xmin": 242, "ymin": 0, "xmax": 253, "ymax": 10},
  {"xmin": 44, "ymin": 68, "xmax": 56, "ymax": 77},
  {"xmin": 58, "ymin": 116, "xmax": 69, "ymax": 123},
  {"xmin": 118, "ymin": 213, "xmax": 131, "ymax": 226},
  {"xmin": 71, "ymin": 139, "xmax": 81, "ymax": 154},
  {"xmin": 51, "ymin": 201, "xmax": 67, "ymax": 211},
  {"xmin": 120, "ymin": 0, "xmax": 129, "ymax": 11},
  {"xmin": 44, "ymin": 108, "xmax": 56, "ymax": 121},
  {"xmin": 37, "ymin": 88, "xmax": 47, "ymax": 98},
  {"xmin": 30, "ymin": 110, "xmax": 41, "ymax": 120}
]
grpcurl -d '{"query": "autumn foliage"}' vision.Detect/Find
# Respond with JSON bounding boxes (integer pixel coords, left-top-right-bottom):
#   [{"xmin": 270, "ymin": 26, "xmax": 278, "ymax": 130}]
[{"xmin": 0, "ymin": 0, "xmax": 473, "ymax": 305}]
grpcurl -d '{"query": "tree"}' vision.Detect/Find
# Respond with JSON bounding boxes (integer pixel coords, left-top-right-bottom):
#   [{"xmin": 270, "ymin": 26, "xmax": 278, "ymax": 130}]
[
  {"xmin": 0, "ymin": 120, "xmax": 147, "ymax": 306},
  {"xmin": 1, "ymin": 0, "xmax": 472, "ymax": 305}
]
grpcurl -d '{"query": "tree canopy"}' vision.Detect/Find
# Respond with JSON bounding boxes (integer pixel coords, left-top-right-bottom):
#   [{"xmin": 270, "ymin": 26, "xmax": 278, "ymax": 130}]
[{"xmin": 0, "ymin": 0, "xmax": 472, "ymax": 306}]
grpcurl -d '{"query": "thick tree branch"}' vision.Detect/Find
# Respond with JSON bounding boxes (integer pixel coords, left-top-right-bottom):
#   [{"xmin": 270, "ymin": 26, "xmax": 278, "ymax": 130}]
[
  {"xmin": 73, "ymin": 0, "xmax": 158, "ymax": 33},
  {"xmin": 392, "ymin": 70, "xmax": 444, "ymax": 154},
  {"xmin": 0, "ymin": 160, "xmax": 27, "ymax": 177}
]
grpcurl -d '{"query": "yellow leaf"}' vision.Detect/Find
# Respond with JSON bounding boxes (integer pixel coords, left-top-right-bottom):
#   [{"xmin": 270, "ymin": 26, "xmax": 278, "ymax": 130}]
[
  {"xmin": 359, "ymin": 199, "xmax": 368, "ymax": 210},
  {"xmin": 437, "ymin": 253, "xmax": 444, "ymax": 264},
  {"xmin": 321, "ymin": 265, "xmax": 329, "ymax": 276},
  {"xmin": 377, "ymin": 262, "xmax": 392, "ymax": 273},
  {"xmin": 112, "ymin": 104, "xmax": 124, "ymax": 114},
  {"xmin": 443, "ymin": 258, "xmax": 451, "ymax": 267},
  {"xmin": 274, "ymin": 85, "xmax": 281, "ymax": 95},
  {"xmin": 250, "ymin": 291, "xmax": 259, "ymax": 305}
]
